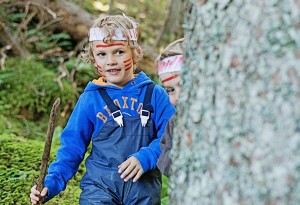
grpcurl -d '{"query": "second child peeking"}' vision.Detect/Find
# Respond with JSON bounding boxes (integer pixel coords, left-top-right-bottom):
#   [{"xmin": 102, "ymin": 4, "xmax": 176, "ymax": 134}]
[{"xmin": 30, "ymin": 14, "xmax": 175, "ymax": 205}]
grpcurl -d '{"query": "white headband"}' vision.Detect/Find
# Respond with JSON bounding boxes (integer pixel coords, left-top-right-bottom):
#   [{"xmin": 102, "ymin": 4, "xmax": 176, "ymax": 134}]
[
  {"xmin": 158, "ymin": 55, "xmax": 183, "ymax": 75},
  {"xmin": 89, "ymin": 27, "xmax": 138, "ymax": 41}
]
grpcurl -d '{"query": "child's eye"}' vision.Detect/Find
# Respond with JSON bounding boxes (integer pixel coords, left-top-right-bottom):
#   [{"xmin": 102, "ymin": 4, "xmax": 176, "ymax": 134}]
[
  {"xmin": 165, "ymin": 88, "xmax": 175, "ymax": 95},
  {"xmin": 116, "ymin": 50, "xmax": 125, "ymax": 55},
  {"xmin": 96, "ymin": 52, "xmax": 106, "ymax": 57}
]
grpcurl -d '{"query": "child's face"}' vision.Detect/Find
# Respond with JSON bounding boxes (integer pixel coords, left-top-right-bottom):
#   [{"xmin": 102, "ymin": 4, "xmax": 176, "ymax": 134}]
[
  {"xmin": 92, "ymin": 40, "xmax": 134, "ymax": 87},
  {"xmin": 159, "ymin": 72, "xmax": 181, "ymax": 106}
]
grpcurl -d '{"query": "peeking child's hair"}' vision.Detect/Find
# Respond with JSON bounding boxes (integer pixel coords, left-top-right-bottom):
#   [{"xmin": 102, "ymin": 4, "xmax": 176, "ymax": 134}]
[
  {"xmin": 82, "ymin": 13, "xmax": 143, "ymax": 72},
  {"xmin": 156, "ymin": 38, "xmax": 185, "ymax": 76},
  {"xmin": 156, "ymin": 38, "xmax": 185, "ymax": 63}
]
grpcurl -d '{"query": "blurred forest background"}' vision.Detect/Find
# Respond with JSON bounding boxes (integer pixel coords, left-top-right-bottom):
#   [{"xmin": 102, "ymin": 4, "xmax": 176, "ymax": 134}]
[{"xmin": 0, "ymin": 0, "xmax": 184, "ymax": 204}]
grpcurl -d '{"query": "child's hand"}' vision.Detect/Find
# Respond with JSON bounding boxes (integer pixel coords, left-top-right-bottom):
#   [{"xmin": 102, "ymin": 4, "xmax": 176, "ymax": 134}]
[
  {"xmin": 118, "ymin": 156, "xmax": 143, "ymax": 182},
  {"xmin": 30, "ymin": 185, "xmax": 48, "ymax": 205}
]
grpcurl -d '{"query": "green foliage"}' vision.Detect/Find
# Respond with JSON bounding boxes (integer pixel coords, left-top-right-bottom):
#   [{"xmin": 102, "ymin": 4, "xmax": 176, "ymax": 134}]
[
  {"xmin": 68, "ymin": 58, "xmax": 98, "ymax": 93},
  {"xmin": 80, "ymin": 0, "xmax": 168, "ymax": 46},
  {"xmin": 1, "ymin": 5, "xmax": 73, "ymax": 55},
  {"xmin": 0, "ymin": 133, "xmax": 85, "ymax": 205},
  {"xmin": 0, "ymin": 114, "xmax": 47, "ymax": 140},
  {"xmin": 30, "ymin": 32, "xmax": 72, "ymax": 51},
  {"xmin": 0, "ymin": 58, "xmax": 77, "ymax": 120},
  {"xmin": 161, "ymin": 175, "xmax": 169, "ymax": 205}
]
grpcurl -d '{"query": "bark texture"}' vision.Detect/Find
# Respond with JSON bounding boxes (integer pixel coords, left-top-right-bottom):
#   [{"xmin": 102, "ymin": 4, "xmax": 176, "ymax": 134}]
[{"xmin": 170, "ymin": 0, "xmax": 300, "ymax": 204}]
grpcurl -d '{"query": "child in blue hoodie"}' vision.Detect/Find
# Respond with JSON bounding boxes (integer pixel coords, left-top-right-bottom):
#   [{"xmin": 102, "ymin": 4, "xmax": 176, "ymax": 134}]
[{"xmin": 30, "ymin": 13, "xmax": 175, "ymax": 205}]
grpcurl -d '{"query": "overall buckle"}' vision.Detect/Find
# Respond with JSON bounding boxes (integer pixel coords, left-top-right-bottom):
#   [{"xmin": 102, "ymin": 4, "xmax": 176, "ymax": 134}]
[
  {"xmin": 140, "ymin": 109, "xmax": 150, "ymax": 127},
  {"xmin": 112, "ymin": 110, "xmax": 123, "ymax": 127}
]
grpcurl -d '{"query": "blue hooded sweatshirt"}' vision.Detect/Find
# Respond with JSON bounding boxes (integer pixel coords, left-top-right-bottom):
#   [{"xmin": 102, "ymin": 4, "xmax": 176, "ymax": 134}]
[{"xmin": 44, "ymin": 71, "xmax": 176, "ymax": 201}]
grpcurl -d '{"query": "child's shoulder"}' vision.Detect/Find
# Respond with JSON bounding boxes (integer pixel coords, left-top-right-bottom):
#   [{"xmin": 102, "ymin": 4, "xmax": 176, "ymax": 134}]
[
  {"xmin": 150, "ymin": 84, "xmax": 170, "ymax": 104},
  {"xmin": 152, "ymin": 83, "xmax": 167, "ymax": 94}
]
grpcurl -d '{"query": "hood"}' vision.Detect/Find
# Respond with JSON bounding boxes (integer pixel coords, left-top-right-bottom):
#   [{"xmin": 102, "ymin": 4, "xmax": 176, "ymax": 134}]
[{"xmin": 83, "ymin": 71, "xmax": 153, "ymax": 93}]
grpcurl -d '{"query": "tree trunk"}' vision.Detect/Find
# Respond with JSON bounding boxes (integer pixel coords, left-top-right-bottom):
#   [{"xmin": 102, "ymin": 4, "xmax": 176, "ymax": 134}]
[
  {"xmin": 49, "ymin": 0, "xmax": 95, "ymax": 42},
  {"xmin": 154, "ymin": 0, "xmax": 185, "ymax": 47},
  {"xmin": 170, "ymin": 0, "xmax": 300, "ymax": 204}
]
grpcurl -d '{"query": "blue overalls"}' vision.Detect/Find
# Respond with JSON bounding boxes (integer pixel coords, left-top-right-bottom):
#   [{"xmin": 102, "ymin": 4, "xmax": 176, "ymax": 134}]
[{"xmin": 79, "ymin": 84, "xmax": 162, "ymax": 205}]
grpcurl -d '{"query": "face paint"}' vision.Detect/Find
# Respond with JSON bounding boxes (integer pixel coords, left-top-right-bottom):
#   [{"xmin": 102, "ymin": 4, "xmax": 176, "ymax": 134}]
[
  {"xmin": 161, "ymin": 74, "xmax": 178, "ymax": 83},
  {"xmin": 123, "ymin": 58, "xmax": 133, "ymax": 71},
  {"xmin": 96, "ymin": 43, "xmax": 125, "ymax": 48},
  {"xmin": 96, "ymin": 64, "xmax": 106, "ymax": 77}
]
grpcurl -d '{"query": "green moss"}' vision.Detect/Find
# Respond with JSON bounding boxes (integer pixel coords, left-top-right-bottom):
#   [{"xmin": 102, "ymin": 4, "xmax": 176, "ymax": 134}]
[
  {"xmin": 0, "ymin": 58, "xmax": 77, "ymax": 120},
  {"xmin": 0, "ymin": 133, "xmax": 84, "ymax": 205},
  {"xmin": 161, "ymin": 175, "xmax": 169, "ymax": 205}
]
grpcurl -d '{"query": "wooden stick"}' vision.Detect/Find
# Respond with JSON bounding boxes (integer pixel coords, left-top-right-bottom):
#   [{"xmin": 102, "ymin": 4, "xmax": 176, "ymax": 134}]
[{"xmin": 36, "ymin": 98, "xmax": 61, "ymax": 203}]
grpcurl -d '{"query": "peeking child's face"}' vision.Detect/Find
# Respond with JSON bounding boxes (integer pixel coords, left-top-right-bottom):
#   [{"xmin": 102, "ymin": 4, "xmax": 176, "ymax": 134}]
[
  {"xmin": 92, "ymin": 40, "xmax": 134, "ymax": 87},
  {"xmin": 159, "ymin": 72, "xmax": 181, "ymax": 106}
]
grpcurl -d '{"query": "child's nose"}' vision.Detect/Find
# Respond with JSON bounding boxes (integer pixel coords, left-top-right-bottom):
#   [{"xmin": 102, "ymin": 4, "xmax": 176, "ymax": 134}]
[{"xmin": 106, "ymin": 55, "xmax": 117, "ymax": 66}]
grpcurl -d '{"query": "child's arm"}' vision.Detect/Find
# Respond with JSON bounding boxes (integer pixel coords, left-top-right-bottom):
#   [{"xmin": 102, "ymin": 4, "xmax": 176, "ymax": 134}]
[
  {"xmin": 157, "ymin": 115, "xmax": 175, "ymax": 177},
  {"xmin": 42, "ymin": 94, "xmax": 93, "ymax": 201}
]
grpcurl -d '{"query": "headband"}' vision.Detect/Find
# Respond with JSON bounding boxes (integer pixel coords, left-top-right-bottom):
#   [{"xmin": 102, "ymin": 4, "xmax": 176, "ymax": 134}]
[
  {"xmin": 89, "ymin": 27, "xmax": 138, "ymax": 42},
  {"xmin": 157, "ymin": 55, "xmax": 183, "ymax": 75}
]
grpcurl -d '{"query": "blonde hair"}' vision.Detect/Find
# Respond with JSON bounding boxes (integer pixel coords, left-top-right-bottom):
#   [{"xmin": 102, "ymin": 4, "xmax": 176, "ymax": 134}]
[
  {"xmin": 156, "ymin": 38, "xmax": 185, "ymax": 64},
  {"xmin": 81, "ymin": 14, "xmax": 143, "ymax": 72}
]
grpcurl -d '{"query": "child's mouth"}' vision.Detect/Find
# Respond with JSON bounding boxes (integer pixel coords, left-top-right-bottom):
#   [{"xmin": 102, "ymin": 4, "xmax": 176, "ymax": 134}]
[{"xmin": 107, "ymin": 69, "xmax": 121, "ymax": 75}]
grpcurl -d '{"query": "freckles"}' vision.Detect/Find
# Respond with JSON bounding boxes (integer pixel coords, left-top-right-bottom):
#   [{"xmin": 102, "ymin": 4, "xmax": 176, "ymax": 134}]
[{"xmin": 123, "ymin": 58, "xmax": 133, "ymax": 71}]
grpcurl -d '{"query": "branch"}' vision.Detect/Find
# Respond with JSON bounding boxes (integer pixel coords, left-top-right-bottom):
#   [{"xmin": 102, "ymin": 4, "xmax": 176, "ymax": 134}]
[
  {"xmin": 0, "ymin": 45, "xmax": 11, "ymax": 70},
  {"xmin": 0, "ymin": 22, "xmax": 30, "ymax": 58},
  {"xmin": 36, "ymin": 98, "xmax": 61, "ymax": 199}
]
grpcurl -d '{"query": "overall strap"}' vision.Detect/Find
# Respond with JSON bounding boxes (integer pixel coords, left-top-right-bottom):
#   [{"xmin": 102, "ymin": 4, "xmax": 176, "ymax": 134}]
[
  {"xmin": 98, "ymin": 89, "xmax": 123, "ymax": 127},
  {"xmin": 140, "ymin": 83, "xmax": 155, "ymax": 127},
  {"xmin": 143, "ymin": 83, "xmax": 155, "ymax": 112}
]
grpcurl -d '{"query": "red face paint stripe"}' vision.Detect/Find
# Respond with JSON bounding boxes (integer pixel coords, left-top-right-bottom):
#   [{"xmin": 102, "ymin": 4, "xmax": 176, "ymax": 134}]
[
  {"xmin": 125, "ymin": 62, "xmax": 132, "ymax": 67},
  {"xmin": 161, "ymin": 74, "xmax": 178, "ymax": 83},
  {"xmin": 125, "ymin": 66, "xmax": 132, "ymax": 71},
  {"xmin": 96, "ymin": 64, "xmax": 106, "ymax": 76},
  {"xmin": 123, "ymin": 58, "xmax": 132, "ymax": 63},
  {"xmin": 96, "ymin": 43, "xmax": 124, "ymax": 48}
]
